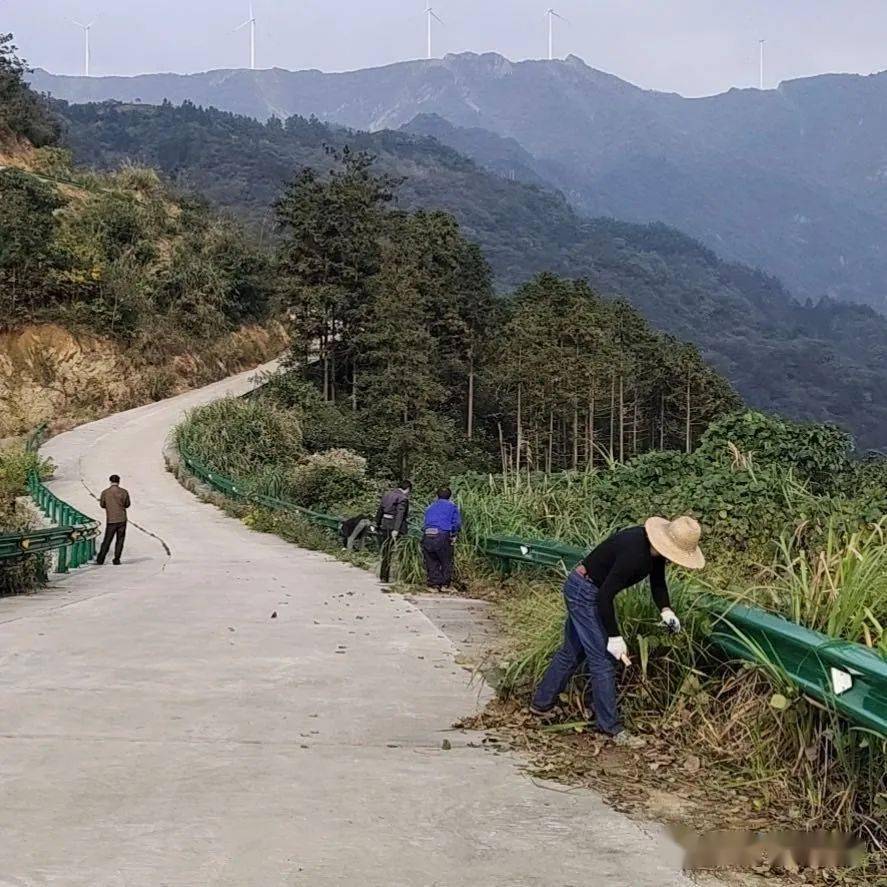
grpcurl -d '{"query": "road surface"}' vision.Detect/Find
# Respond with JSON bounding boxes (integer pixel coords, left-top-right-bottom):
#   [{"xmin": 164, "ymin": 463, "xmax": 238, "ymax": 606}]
[{"xmin": 0, "ymin": 367, "xmax": 692, "ymax": 886}]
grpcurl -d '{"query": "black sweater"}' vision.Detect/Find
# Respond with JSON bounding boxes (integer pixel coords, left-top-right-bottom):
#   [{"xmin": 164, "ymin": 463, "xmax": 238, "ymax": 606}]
[{"xmin": 580, "ymin": 526, "xmax": 671, "ymax": 637}]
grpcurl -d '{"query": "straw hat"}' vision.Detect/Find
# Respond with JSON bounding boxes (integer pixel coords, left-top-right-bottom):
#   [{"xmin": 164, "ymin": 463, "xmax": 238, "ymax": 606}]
[{"xmin": 645, "ymin": 516, "xmax": 706, "ymax": 570}]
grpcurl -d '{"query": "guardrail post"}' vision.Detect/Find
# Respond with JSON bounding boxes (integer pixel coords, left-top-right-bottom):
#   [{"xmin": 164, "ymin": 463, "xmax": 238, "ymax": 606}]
[{"xmin": 56, "ymin": 543, "xmax": 68, "ymax": 574}]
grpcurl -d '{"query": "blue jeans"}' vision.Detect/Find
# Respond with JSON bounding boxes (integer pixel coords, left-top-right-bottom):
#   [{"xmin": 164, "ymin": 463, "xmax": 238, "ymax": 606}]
[{"xmin": 531, "ymin": 570, "xmax": 622, "ymax": 735}]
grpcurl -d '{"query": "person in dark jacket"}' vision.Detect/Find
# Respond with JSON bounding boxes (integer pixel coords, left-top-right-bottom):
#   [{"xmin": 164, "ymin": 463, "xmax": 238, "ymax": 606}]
[
  {"xmin": 530, "ymin": 516, "xmax": 705, "ymax": 747},
  {"xmin": 421, "ymin": 487, "xmax": 462, "ymax": 591},
  {"xmin": 375, "ymin": 481, "xmax": 412, "ymax": 582},
  {"xmin": 96, "ymin": 474, "xmax": 131, "ymax": 565}
]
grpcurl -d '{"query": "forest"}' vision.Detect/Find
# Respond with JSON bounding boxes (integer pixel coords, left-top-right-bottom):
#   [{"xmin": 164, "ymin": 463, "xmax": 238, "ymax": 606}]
[
  {"xmin": 269, "ymin": 150, "xmax": 737, "ymax": 480},
  {"xmin": 57, "ymin": 98, "xmax": 887, "ymax": 449}
]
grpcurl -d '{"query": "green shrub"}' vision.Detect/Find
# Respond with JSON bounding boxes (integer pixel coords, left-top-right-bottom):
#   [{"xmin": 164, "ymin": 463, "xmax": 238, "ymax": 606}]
[
  {"xmin": 261, "ymin": 373, "xmax": 363, "ymax": 453},
  {"xmin": 176, "ymin": 397, "xmax": 303, "ymax": 480},
  {"xmin": 696, "ymin": 410, "xmax": 854, "ymax": 491},
  {"xmin": 0, "ymin": 447, "xmax": 50, "ymax": 512},
  {"xmin": 0, "ymin": 446, "xmax": 51, "ymax": 597},
  {"xmin": 286, "ymin": 449, "xmax": 376, "ymax": 513}
]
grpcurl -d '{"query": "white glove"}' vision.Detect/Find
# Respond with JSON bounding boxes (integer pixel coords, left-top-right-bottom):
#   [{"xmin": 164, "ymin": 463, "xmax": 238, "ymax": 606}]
[
  {"xmin": 660, "ymin": 608, "xmax": 681, "ymax": 634},
  {"xmin": 391, "ymin": 530, "xmax": 399, "ymax": 540},
  {"xmin": 607, "ymin": 636, "xmax": 628, "ymax": 662}
]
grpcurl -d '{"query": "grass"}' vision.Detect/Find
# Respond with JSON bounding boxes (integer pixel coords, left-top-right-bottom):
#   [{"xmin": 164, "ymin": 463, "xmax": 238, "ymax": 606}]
[
  {"xmin": 750, "ymin": 520, "xmax": 887, "ymax": 652},
  {"xmin": 454, "ymin": 470, "xmax": 621, "ymax": 549}
]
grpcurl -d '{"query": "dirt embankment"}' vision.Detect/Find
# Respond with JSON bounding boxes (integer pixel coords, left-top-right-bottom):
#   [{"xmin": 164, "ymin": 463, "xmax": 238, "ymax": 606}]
[{"xmin": 0, "ymin": 322, "xmax": 287, "ymax": 441}]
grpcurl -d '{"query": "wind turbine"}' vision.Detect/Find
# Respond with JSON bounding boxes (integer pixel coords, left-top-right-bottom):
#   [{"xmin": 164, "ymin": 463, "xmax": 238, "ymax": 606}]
[
  {"xmin": 758, "ymin": 39, "xmax": 765, "ymax": 89},
  {"xmin": 71, "ymin": 19, "xmax": 93, "ymax": 77},
  {"xmin": 425, "ymin": 3, "xmax": 443, "ymax": 60},
  {"xmin": 545, "ymin": 8, "xmax": 566, "ymax": 61},
  {"xmin": 235, "ymin": 2, "xmax": 257, "ymax": 70}
]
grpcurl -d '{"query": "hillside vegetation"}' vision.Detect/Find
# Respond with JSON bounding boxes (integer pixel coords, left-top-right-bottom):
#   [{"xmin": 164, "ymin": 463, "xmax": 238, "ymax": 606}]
[
  {"xmin": 0, "ymin": 41, "xmax": 284, "ymax": 437},
  {"xmin": 58, "ymin": 99, "xmax": 887, "ymax": 449},
  {"xmin": 32, "ymin": 52, "xmax": 887, "ymax": 311}
]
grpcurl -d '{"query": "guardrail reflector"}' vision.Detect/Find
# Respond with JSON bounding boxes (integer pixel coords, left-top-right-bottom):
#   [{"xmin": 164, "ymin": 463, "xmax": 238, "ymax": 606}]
[{"xmin": 831, "ymin": 668, "xmax": 853, "ymax": 695}]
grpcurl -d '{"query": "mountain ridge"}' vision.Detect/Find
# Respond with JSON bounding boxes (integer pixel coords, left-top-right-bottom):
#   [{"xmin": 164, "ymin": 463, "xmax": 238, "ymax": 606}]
[{"xmin": 30, "ymin": 54, "xmax": 887, "ymax": 311}]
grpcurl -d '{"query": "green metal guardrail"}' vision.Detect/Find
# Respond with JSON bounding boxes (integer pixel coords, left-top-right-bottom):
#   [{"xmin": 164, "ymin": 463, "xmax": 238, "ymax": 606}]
[
  {"xmin": 0, "ymin": 425, "xmax": 100, "ymax": 575},
  {"xmin": 25, "ymin": 469, "xmax": 100, "ymax": 572},
  {"xmin": 707, "ymin": 600, "xmax": 887, "ymax": 736},
  {"xmin": 178, "ymin": 442, "xmax": 887, "ymax": 736},
  {"xmin": 0, "ymin": 473, "xmax": 99, "ymax": 573}
]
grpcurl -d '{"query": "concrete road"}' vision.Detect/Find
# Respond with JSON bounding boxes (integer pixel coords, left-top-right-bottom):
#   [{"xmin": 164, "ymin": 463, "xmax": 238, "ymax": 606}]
[{"xmin": 0, "ymin": 367, "xmax": 692, "ymax": 886}]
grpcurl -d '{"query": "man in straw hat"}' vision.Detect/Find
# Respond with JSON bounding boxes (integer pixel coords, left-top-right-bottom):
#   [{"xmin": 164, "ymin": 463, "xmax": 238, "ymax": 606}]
[{"xmin": 530, "ymin": 516, "xmax": 705, "ymax": 747}]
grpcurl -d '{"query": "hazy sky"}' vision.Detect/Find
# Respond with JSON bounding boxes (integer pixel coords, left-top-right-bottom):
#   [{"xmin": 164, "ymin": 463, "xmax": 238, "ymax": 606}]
[{"xmin": 5, "ymin": 0, "xmax": 886, "ymax": 96}]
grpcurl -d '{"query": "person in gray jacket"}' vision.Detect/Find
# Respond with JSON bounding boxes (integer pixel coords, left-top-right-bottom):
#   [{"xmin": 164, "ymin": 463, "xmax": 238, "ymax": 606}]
[{"xmin": 375, "ymin": 480, "xmax": 412, "ymax": 582}]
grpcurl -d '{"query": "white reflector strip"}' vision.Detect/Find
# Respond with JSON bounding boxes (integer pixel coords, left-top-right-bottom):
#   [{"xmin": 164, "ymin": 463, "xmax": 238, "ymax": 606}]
[{"xmin": 831, "ymin": 667, "xmax": 853, "ymax": 695}]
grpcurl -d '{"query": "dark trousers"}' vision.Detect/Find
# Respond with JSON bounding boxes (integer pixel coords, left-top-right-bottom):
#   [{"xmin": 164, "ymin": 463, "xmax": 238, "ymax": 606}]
[
  {"xmin": 97, "ymin": 521, "xmax": 127, "ymax": 564},
  {"xmin": 378, "ymin": 529, "xmax": 398, "ymax": 582},
  {"xmin": 531, "ymin": 569, "xmax": 621, "ymax": 735},
  {"xmin": 421, "ymin": 531, "xmax": 453, "ymax": 588}
]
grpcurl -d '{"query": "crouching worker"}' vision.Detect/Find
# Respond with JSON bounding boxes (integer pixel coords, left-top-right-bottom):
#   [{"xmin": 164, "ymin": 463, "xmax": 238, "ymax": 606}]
[
  {"xmin": 421, "ymin": 486, "xmax": 462, "ymax": 591},
  {"xmin": 340, "ymin": 515, "xmax": 373, "ymax": 551},
  {"xmin": 530, "ymin": 516, "xmax": 705, "ymax": 747}
]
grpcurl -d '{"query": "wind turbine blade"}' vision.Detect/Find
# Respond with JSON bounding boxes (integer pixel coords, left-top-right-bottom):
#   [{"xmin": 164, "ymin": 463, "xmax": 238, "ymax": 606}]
[
  {"xmin": 234, "ymin": 19, "xmax": 250, "ymax": 30},
  {"xmin": 431, "ymin": 10, "xmax": 443, "ymax": 24},
  {"xmin": 552, "ymin": 10, "xmax": 567, "ymax": 21},
  {"xmin": 71, "ymin": 19, "xmax": 85, "ymax": 28}
]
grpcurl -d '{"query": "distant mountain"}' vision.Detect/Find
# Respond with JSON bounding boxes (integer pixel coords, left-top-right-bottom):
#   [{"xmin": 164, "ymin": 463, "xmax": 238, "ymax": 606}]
[
  {"xmin": 30, "ymin": 53, "xmax": 887, "ymax": 312},
  {"xmin": 57, "ymin": 100, "xmax": 887, "ymax": 448}
]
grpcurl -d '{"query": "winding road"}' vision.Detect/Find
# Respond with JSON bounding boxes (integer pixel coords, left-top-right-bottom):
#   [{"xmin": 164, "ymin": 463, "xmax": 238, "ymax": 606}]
[{"xmin": 0, "ymin": 367, "xmax": 692, "ymax": 886}]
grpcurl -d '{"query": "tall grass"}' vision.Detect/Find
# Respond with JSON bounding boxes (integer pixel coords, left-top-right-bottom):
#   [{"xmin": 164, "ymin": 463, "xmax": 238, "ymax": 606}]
[
  {"xmin": 454, "ymin": 470, "xmax": 622, "ymax": 549},
  {"xmin": 750, "ymin": 520, "xmax": 887, "ymax": 650}
]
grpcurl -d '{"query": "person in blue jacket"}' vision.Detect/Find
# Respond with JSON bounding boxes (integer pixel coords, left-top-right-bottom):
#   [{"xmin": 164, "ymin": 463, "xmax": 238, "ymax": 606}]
[{"xmin": 421, "ymin": 486, "xmax": 462, "ymax": 591}]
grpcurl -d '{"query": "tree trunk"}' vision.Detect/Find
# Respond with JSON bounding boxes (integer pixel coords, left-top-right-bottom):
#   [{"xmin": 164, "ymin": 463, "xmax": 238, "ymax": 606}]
[
  {"xmin": 547, "ymin": 409, "xmax": 554, "ymax": 474},
  {"xmin": 467, "ymin": 349, "xmax": 475, "ymax": 441},
  {"xmin": 685, "ymin": 373, "xmax": 692, "ymax": 454},
  {"xmin": 330, "ymin": 308, "xmax": 337, "ymax": 404},
  {"xmin": 321, "ymin": 326, "xmax": 329, "ymax": 402},
  {"xmin": 660, "ymin": 392, "xmax": 665, "ymax": 449},
  {"xmin": 618, "ymin": 374, "xmax": 624, "ymax": 463},
  {"xmin": 632, "ymin": 395, "xmax": 639, "ymax": 456},
  {"xmin": 572, "ymin": 400, "xmax": 579, "ymax": 470},
  {"xmin": 588, "ymin": 389, "xmax": 595, "ymax": 469},
  {"xmin": 516, "ymin": 384, "xmax": 523, "ymax": 476},
  {"xmin": 351, "ymin": 362, "xmax": 358, "ymax": 412}
]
